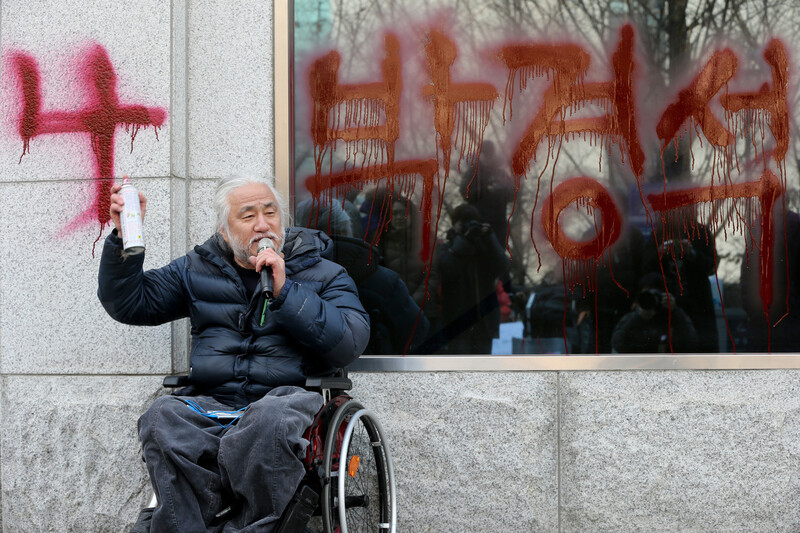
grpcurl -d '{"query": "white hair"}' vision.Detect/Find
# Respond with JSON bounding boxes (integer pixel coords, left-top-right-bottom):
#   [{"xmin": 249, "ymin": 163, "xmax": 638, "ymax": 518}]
[{"xmin": 214, "ymin": 173, "xmax": 292, "ymax": 233}]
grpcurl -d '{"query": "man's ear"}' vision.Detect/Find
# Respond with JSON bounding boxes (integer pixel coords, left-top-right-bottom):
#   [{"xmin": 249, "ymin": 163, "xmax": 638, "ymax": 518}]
[{"xmin": 220, "ymin": 227, "xmax": 230, "ymax": 245}]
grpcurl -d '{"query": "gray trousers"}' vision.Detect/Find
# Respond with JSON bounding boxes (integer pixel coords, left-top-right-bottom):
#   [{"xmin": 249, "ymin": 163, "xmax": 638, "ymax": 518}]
[{"xmin": 138, "ymin": 386, "xmax": 323, "ymax": 533}]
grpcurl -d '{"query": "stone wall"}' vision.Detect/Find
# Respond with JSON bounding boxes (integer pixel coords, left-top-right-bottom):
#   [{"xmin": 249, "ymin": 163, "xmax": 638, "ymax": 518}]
[
  {"xmin": 352, "ymin": 370, "xmax": 800, "ymax": 532},
  {"xmin": 0, "ymin": 1, "xmax": 273, "ymax": 530}
]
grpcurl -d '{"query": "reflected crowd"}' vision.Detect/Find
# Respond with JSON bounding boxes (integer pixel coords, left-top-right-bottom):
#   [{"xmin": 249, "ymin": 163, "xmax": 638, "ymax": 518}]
[{"xmin": 296, "ymin": 180, "xmax": 800, "ymax": 356}]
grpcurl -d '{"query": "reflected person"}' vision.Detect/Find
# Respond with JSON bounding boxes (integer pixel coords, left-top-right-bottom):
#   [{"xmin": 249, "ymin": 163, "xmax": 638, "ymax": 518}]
[
  {"xmin": 642, "ymin": 211, "xmax": 718, "ymax": 352},
  {"xmin": 437, "ymin": 204, "xmax": 510, "ymax": 354},
  {"xmin": 611, "ymin": 272, "xmax": 697, "ymax": 353},
  {"xmin": 296, "ymin": 198, "xmax": 430, "ymax": 354},
  {"xmin": 740, "ymin": 203, "xmax": 800, "ymax": 351}
]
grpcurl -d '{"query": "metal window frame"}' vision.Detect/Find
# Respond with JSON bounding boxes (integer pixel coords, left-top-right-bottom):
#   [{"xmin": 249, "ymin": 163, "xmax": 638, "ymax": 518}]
[
  {"xmin": 274, "ymin": 2, "xmax": 800, "ymax": 372},
  {"xmin": 346, "ymin": 354, "xmax": 800, "ymax": 372}
]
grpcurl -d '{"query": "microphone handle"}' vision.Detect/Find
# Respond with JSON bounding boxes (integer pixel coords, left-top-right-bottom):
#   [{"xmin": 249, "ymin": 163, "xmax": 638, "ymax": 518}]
[{"xmin": 261, "ymin": 267, "xmax": 273, "ymax": 300}]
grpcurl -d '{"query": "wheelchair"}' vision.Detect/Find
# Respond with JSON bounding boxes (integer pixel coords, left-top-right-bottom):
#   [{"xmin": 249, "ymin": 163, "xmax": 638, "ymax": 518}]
[{"xmin": 131, "ymin": 373, "xmax": 396, "ymax": 533}]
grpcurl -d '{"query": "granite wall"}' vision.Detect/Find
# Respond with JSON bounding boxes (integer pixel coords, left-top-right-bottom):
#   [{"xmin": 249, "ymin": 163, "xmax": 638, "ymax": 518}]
[
  {"xmin": 1, "ymin": 1, "xmax": 799, "ymax": 532},
  {"xmin": 351, "ymin": 370, "xmax": 800, "ymax": 532},
  {"xmin": 0, "ymin": 1, "xmax": 272, "ymax": 530},
  {"xmin": 2, "ymin": 367, "xmax": 800, "ymax": 531}
]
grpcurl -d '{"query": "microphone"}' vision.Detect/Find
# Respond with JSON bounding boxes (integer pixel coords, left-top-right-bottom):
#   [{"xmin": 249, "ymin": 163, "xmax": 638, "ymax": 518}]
[{"xmin": 257, "ymin": 238, "xmax": 275, "ymax": 300}]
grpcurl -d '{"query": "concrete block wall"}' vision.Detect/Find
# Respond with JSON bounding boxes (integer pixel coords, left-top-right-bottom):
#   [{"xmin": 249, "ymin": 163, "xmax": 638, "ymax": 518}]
[{"xmin": 0, "ymin": 1, "xmax": 798, "ymax": 532}]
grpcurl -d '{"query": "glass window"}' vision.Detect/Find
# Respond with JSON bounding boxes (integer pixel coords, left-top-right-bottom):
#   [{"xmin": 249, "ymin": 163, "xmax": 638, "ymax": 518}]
[{"xmin": 291, "ymin": 0, "xmax": 800, "ymax": 355}]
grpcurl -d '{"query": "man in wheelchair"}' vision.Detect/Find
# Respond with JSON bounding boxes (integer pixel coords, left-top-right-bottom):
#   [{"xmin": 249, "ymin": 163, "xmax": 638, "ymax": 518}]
[{"xmin": 98, "ymin": 174, "xmax": 370, "ymax": 532}]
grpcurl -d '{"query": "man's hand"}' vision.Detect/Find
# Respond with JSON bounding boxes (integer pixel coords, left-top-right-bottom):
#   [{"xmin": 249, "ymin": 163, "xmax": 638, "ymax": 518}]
[
  {"xmin": 250, "ymin": 246, "xmax": 286, "ymax": 297},
  {"xmin": 464, "ymin": 221, "xmax": 491, "ymax": 240},
  {"xmin": 109, "ymin": 183, "xmax": 147, "ymax": 233}
]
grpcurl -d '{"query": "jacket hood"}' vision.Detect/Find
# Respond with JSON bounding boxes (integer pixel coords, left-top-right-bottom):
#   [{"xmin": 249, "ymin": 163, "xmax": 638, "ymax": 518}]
[
  {"xmin": 282, "ymin": 227, "xmax": 334, "ymax": 274},
  {"xmin": 193, "ymin": 233, "xmax": 239, "ymax": 279},
  {"xmin": 283, "ymin": 227, "xmax": 333, "ymax": 257}
]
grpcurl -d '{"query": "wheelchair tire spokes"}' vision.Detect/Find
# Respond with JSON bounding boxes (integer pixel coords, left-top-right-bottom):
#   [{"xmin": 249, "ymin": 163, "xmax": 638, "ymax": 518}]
[
  {"xmin": 323, "ymin": 402, "xmax": 395, "ymax": 533},
  {"xmin": 320, "ymin": 400, "xmax": 396, "ymax": 533},
  {"xmin": 340, "ymin": 417, "xmax": 379, "ymax": 529}
]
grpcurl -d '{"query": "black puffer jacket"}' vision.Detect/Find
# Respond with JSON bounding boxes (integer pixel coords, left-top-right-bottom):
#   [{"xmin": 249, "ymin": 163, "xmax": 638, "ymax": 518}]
[{"xmin": 98, "ymin": 228, "xmax": 369, "ymax": 408}]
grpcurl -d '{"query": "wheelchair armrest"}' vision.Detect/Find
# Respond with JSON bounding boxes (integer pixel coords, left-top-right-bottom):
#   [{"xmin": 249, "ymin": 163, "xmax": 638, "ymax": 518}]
[
  {"xmin": 163, "ymin": 375, "xmax": 189, "ymax": 388},
  {"xmin": 305, "ymin": 376, "xmax": 352, "ymax": 392}
]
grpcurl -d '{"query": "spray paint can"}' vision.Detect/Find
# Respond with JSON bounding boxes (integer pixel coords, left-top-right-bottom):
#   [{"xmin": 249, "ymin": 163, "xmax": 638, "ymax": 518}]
[{"xmin": 119, "ymin": 176, "xmax": 145, "ymax": 255}]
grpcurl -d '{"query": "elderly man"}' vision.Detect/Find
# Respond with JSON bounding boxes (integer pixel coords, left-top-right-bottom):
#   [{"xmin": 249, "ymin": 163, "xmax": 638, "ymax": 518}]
[{"xmin": 98, "ymin": 174, "xmax": 370, "ymax": 532}]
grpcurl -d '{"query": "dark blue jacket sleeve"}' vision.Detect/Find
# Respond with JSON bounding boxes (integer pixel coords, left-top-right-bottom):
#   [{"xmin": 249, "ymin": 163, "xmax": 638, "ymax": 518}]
[
  {"xmin": 269, "ymin": 264, "xmax": 370, "ymax": 368},
  {"xmin": 97, "ymin": 231, "xmax": 190, "ymax": 325}
]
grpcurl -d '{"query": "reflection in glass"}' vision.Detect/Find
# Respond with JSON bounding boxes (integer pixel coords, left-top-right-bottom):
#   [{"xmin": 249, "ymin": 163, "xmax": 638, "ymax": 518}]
[{"xmin": 292, "ymin": 0, "xmax": 800, "ymax": 354}]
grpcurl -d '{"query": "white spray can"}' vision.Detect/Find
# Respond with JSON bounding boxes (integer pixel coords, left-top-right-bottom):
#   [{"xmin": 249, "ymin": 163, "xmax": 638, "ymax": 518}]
[{"xmin": 119, "ymin": 176, "xmax": 145, "ymax": 255}]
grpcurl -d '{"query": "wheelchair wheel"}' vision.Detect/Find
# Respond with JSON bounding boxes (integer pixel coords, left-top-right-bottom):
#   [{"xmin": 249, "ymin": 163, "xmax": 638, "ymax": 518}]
[{"xmin": 321, "ymin": 400, "xmax": 396, "ymax": 533}]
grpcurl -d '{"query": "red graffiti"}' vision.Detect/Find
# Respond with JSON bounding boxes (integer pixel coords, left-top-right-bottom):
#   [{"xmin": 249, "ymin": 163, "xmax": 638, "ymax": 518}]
[
  {"xmin": 306, "ymin": 32, "xmax": 451, "ymax": 268},
  {"xmin": 720, "ymin": 39, "xmax": 790, "ymax": 164},
  {"xmin": 304, "ymin": 160, "xmax": 439, "ymax": 263},
  {"xmin": 657, "ymin": 49, "xmax": 738, "ymax": 151},
  {"xmin": 309, "ymin": 33, "xmax": 402, "ymax": 173},
  {"xmin": 647, "ymin": 170, "xmax": 782, "ymax": 314},
  {"xmin": 652, "ymin": 38, "xmax": 789, "ymax": 350},
  {"xmin": 301, "ymin": 22, "xmax": 794, "ymax": 352},
  {"xmin": 658, "ymin": 39, "xmax": 789, "ymax": 168},
  {"xmin": 422, "ymin": 29, "xmax": 498, "ymax": 176},
  {"xmin": 501, "ymin": 24, "xmax": 644, "ymax": 179},
  {"xmin": 541, "ymin": 177, "xmax": 622, "ymax": 260},
  {"xmin": 13, "ymin": 44, "xmax": 166, "ymax": 235}
]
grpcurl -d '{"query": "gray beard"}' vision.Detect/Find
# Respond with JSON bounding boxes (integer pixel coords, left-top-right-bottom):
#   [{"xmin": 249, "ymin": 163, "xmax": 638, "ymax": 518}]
[
  {"xmin": 228, "ymin": 230, "xmax": 284, "ymax": 266},
  {"xmin": 228, "ymin": 233, "xmax": 252, "ymax": 265}
]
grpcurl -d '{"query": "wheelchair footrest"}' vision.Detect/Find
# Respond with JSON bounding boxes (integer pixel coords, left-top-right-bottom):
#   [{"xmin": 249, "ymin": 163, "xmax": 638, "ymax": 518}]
[{"xmin": 276, "ymin": 485, "xmax": 319, "ymax": 533}]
